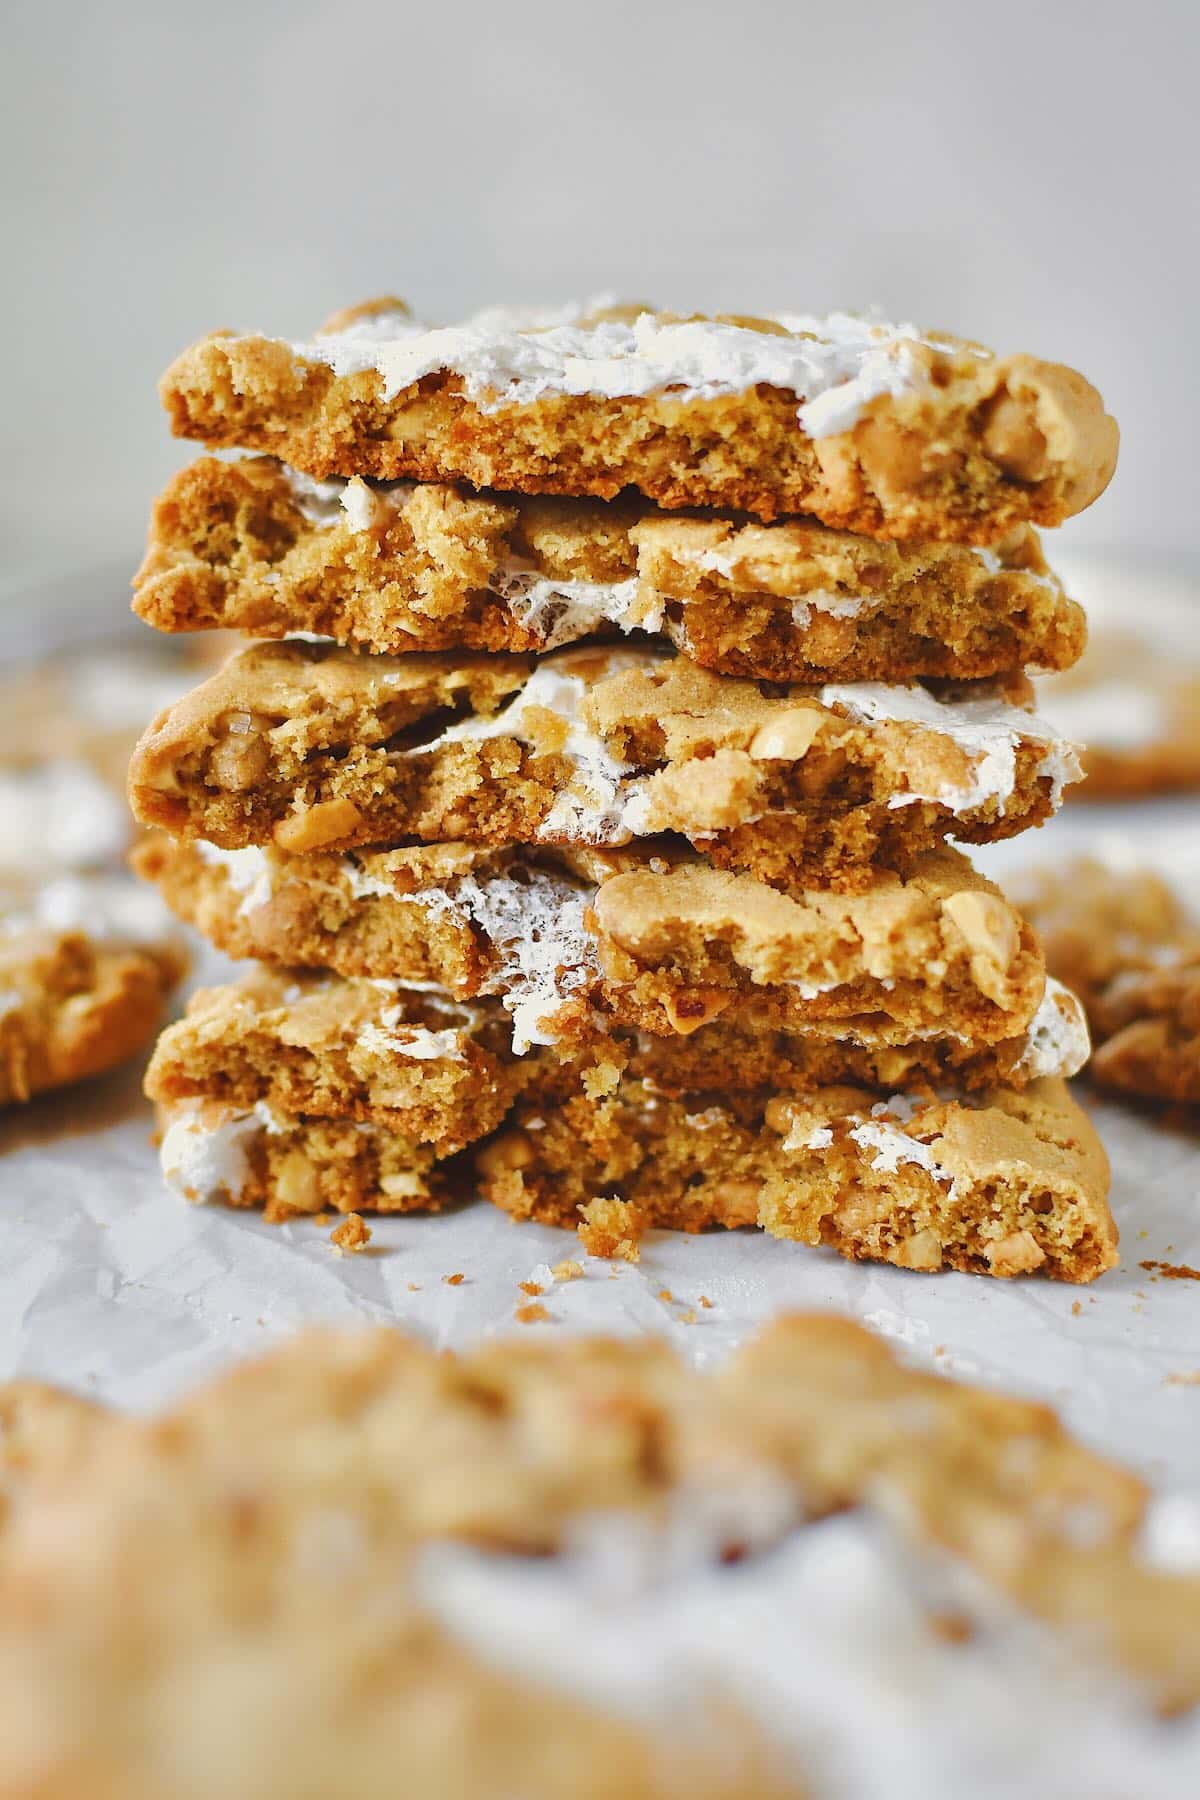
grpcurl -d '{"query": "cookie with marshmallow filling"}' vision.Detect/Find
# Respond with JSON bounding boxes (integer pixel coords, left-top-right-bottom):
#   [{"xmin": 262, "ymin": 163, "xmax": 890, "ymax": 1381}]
[
  {"xmin": 127, "ymin": 640, "xmax": 1082, "ymax": 891},
  {"xmin": 134, "ymin": 455, "xmax": 1086, "ymax": 681},
  {"xmin": 134, "ymin": 834, "xmax": 1061, "ymax": 1055},
  {"xmin": 159, "ymin": 297, "xmax": 1118, "ymax": 538}
]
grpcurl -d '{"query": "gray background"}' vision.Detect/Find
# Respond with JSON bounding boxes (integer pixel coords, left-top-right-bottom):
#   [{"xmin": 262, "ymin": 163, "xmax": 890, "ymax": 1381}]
[{"xmin": 4, "ymin": 0, "xmax": 1197, "ymax": 591}]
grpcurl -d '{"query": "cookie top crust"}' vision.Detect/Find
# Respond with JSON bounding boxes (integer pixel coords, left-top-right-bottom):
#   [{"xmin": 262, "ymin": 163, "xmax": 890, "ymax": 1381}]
[
  {"xmin": 160, "ymin": 297, "xmax": 1119, "ymax": 534},
  {"xmin": 284, "ymin": 301, "xmax": 958, "ymax": 433}
]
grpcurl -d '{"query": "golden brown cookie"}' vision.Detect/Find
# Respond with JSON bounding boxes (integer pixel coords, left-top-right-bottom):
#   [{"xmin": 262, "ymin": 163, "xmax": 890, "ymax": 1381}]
[
  {"xmin": 134, "ymin": 832, "xmax": 1062, "ymax": 1055},
  {"xmin": 1038, "ymin": 627, "xmax": 1200, "ymax": 799},
  {"xmin": 127, "ymin": 641, "xmax": 1081, "ymax": 891},
  {"xmin": 0, "ymin": 878, "xmax": 186, "ymax": 1106},
  {"xmin": 134, "ymin": 455, "xmax": 1087, "ymax": 680},
  {"xmin": 477, "ymin": 1076, "xmax": 1116, "ymax": 1283},
  {"xmin": 145, "ymin": 968, "xmax": 524, "ymax": 1150},
  {"xmin": 159, "ymin": 299, "xmax": 1118, "ymax": 537},
  {"xmin": 1014, "ymin": 857, "xmax": 1200, "ymax": 1102},
  {"xmin": 1, "ymin": 1314, "xmax": 1193, "ymax": 1800}
]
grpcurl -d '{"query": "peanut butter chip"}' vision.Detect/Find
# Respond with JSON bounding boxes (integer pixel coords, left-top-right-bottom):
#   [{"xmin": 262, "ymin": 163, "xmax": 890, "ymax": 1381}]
[
  {"xmin": 748, "ymin": 708, "xmax": 824, "ymax": 762},
  {"xmin": 274, "ymin": 797, "xmax": 366, "ymax": 852}
]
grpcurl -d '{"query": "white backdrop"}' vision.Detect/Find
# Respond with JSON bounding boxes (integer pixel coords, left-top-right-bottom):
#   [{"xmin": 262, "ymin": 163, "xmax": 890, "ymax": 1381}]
[{"xmin": 3, "ymin": 0, "xmax": 1197, "ymax": 588}]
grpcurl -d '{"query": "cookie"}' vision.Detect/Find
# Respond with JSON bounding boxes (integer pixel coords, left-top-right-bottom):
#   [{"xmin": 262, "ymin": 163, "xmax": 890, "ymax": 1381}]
[
  {"xmin": 0, "ymin": 647, "xmax": 191, "ymax": 881},
  {"xmin": 159, "ymin": 298, "xmax": 1118, "ymax": 537},
  {"xmin": 477, "ymin": 1076, "xmax": 1116, "ymax": 1283},
  {"xmin": 1038, "ymin": 626, "xmax": 1200, "ymax": 799},
  {"xmin": 0, "ymin": 877, "xmax": 186, "ymax": 1105},
  {"xmin": 1014, "ymin": 857, "xmax": 1200, "ymax": 1102},
  {"xmin": 134, "ymin": 456, "xmax": 1086, "ymax": 682},
  {"xmin": 135, "ymin": 833, "xmax": 1055, "ymax": 1053},
  {"xmin": 602, "ymin": 978, "xmax": 1090, "ymax": 1095},
  {"xmin": 152, "ymin": 984, "xmax": 1092, "ymax": 1222},
  {"xmin": 1, "ymin": 1313, "xmax": 1193, "ymax": 1800},
  {"xmin": 127, "ymin": 641, "xmax": 1081, "ymax": 890},
  {"xmin": 145, "ymin": 968, "xmax": 523, "ymax": 1149}
]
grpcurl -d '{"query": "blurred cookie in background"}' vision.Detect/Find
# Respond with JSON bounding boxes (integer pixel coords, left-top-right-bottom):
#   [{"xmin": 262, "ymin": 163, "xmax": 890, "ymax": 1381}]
[
  {"xmin": 1037, "ymin": 555, "xmax": 1200, "ymax": 800},
  {"xmin": 0, "ymin": 874, "xmax": 187, "ymax": 1106},
  {"xmin": 1013, "ymin": 855, "xmax": 1200, "ymax": 1104},
  {"xmin": 0, "ymin": 645, "xmax": 194, "ymax": 879}
]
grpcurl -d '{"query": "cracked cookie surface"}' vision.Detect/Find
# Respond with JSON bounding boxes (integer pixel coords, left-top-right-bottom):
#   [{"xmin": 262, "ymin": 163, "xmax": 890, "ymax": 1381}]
[
  {"xmin": 135, "ymin": 456, "xmax": 1086, "ymax": 681},
  {"xmin": 159, "ymin": 298, "xmax": 1118, "ymax": 538},
  {"xmin": 128, "ymin": 640, "xmax": 1081, "ymax": 890},
  {"xmin": 478, "ymin": 1075, "xmax": 1116, "ymax": 1283},
  {"xmin": 135, "ymin": 834, "xmax": 1064, "ymax": 1055}
]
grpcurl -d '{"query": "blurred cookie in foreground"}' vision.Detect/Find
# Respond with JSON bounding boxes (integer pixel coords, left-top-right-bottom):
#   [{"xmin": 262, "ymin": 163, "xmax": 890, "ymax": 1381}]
[
  {"xmin": 0, "ymin": 876, "xmax": 187, "ymax": 1106},
  {"xmin": 1039, "ymin": 627, "xmax": 1200, "ymax": 799},
  {"xmin": 1014, "ymin": 857, "xmax": 1200, "ymax": 1103},
  {"xmin": 0, "ymin": 1317, "xmax": 1198, "ymax": 1798}
]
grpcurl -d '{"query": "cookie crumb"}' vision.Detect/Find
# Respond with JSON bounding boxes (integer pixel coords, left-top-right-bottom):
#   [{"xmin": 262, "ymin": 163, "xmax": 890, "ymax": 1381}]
[
  {"xmin": 577, "ymin": 1196, "xmax": 643, "ymax": 1263},
  {"xmin": 699, "ymin": 1295, "xmax": 714, "ymax": 1309},
  {"xmin": 1165, "ymin": 1371, "xmax": 1200, "ymax": 1386},
  {"xmin": 1140, "ymin": 1260, "xmax": 1200, "ymax": 1281},
  {"xmin": 406, "ymin": 1282, "xmax": 421, "ymax": 1292},
  {"xmin": 1071, "ymin": 1300, "xmax": 1082, "ymax": 1316},
  {"xmin": 515, "ymin": 1302, "xmax": 552, "ymax": 1325},
  {"xmin": 329, "ymin": 1213, "xmax": 370, "ymax": 1254},
  {"xmin": 518, "ymin": 1280, "xmax": 544, "ymax": 1297},
  {"xmin": 443, "ymin": 1272, "xmax": 465, "ymax": 1287},
  {"xmin": 679, "ymin": 1308, "xmax": 698, "ymax": 1325},
  {"xmin": 552, "ymin": 1259, "xmax": 584, "ymax": 1282},
  {"xmin": 657, "ymin": 1287, "xmax": 674, "ymax": 1303}
]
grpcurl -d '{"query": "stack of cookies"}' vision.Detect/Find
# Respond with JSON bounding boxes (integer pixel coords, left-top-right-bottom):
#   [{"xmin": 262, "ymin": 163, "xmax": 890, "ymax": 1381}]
[{"xmin": 128, "ymin": 298, "xmax": 1121, "ymax": 1281}]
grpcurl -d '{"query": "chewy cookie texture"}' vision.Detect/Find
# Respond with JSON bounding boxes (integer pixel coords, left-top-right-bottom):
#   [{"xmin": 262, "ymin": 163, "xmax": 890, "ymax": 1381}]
[
  {"xmin": 135, "ymin": 455, "xmax": 1087, "ymax": 682},
  {"xmin": 148, "ymin": 964, "xmax": 1109, "ymax": 1282},
  {"xmin": 127, "ymin": 639, "xmax": 1080, "ymax": 890},
  {"xmin": 1016, "ymin": 857, "xmax": 1200, "ymax": 1103},
  {"xmin": 479, "ymin": 1077, "xmax": 1115, "ymax": 1283},
  {"xmin": 158, "ymin": 298, "xmax": 1118, "ymax": 538},
  {"xmin": 136, "ymin": 833, "xmax": 1059, "ymax": 1053},
  {"xmin": 0, "ymin": 1315, "xmax": 1193, "ymax": 1800}
]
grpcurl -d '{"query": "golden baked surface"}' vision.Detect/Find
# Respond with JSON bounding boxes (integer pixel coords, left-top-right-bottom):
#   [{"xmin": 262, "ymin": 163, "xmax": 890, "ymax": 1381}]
[
  {"xmin": 159, "ymin": 299, "xmax": 1118, "ymax": 538},
  {"xmin": 127, "ymin": 640, "xmax": 1081, "ymax": 890},
  {"xmin": 150, "ymin": 974, "xmax": 1112, "ymax": 1283},
  {"xmin": 0, "ymin": 922, "xmax": 184, "ymax": 1107},
  {"xmin": 134, "ymin": 455, "xmax": 1086, "ymax": 681},
  {"xmin": 477, "ymin": 1075, "xmax": 1116, "ymax": 1283},
  {"xmin": 135, "ymin": 835, "xmax": 1059, "ymax": 1052}
]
